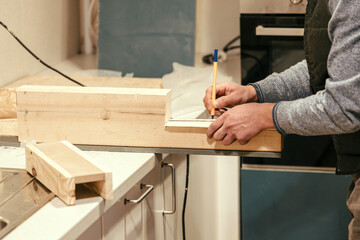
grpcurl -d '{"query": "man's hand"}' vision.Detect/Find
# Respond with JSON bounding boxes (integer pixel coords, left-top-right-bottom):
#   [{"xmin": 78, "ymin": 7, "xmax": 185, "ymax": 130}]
[
  {"xmin": 207, "ymin": 103, "xmax": 275, "ymax": 145},
  {"xmin": 203, "ymin": 82, "xmax": 258, "ymax": 116}
]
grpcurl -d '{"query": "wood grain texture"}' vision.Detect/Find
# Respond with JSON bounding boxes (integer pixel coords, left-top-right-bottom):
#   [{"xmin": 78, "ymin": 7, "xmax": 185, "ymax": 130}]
[
  {"xmin": 0, "ymin": 88, "xmax": 16, "ymax": 119},
  {"xmin": 0, "ymin": 119, "xmax": 18, "ymax": 137},
  {"xmin": 25, "ymin": 141, "xmax": 113, "ymax": 205},
  {"xmin": 17, "ymin": 86, "xmax": 282, "ymax": 152},
  {"xmin": 3, "ymin": 75, "xmax": 163, "ymax": 89},
  {"xmin": 26, "ymin": 143, "xmax": 76, "ymax": 205},
  {"xmin": 0, "ymin": 75, "xmax": 162, "ymax": 134}
]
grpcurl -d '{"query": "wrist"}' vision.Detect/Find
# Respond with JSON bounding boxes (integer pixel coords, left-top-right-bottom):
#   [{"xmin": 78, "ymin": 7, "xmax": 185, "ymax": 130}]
[
  {"xmin": 247, "ymin": 85, "xmax": 259, "ymax": 102},
  {"xmin": 262, "ymin": 103, "xmax": 276, "ymax": 129}
]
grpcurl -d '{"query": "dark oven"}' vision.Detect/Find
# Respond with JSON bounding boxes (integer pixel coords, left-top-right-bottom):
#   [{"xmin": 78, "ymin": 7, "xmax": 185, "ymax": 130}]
[{"xmin": 240, "ymin": 0, "xmax": 336, "ymax": 167}]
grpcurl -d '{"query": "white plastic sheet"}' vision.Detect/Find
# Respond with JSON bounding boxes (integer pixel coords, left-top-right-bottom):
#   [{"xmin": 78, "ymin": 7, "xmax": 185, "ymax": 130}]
[{"xmin": 162, "ymin": 63, "xmax": 233, "ymax": 119}]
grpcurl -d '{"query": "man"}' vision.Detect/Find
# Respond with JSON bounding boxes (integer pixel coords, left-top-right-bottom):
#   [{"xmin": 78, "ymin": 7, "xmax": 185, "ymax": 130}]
[{"xmin": 203, "ymin": 0, "xmax": 360, "ymax": 238}]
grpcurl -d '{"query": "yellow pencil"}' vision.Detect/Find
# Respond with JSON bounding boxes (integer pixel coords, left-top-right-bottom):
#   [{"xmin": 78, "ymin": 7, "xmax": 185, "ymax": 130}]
[{"xmin": 211, "ymin": 49, "xmax": 218, "ymax": 119}]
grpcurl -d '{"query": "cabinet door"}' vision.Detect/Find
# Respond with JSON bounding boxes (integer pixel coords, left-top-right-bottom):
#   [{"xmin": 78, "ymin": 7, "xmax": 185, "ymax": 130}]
[
  {"xmin": 241, "ymin": 168, "xmax": 352, "ymax": 240},
  {"xmin": 141, "ymin": 154, "xmax": 165, "ymax": 240},
  {"xmin": 102, "ymin": 184, "xmax": 144, "ymax": 240},
  {"xmin": 162, "ymin": 154, "xmax": 186, "ymax": 240},
  {"xmin": 102, "ymin": 157, "xmax": 164, "ymax": 240}
]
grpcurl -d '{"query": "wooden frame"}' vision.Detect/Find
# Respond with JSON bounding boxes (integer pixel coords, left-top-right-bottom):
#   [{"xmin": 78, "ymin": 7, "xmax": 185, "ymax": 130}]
[
  {"xmin": 25, "ymin": 140, "xmax": 113, "ymax": 205},
  {"xmin": 17, "ymin": 85, "xmax": 282, "ymax": 152}
]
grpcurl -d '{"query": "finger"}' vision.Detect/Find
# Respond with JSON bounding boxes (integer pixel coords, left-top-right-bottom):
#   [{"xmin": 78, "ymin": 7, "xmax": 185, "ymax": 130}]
[
  {"xmin": 237, "ymin": 133, "xmax": 251, "ymax": 145},
  {"xmin": 214, "ymin": 82, "xmax": 229, "ymax": 96},
  {"xmin": 214, "ymin": 95, "xmax": 235, "ymax": 109},
  {"xmin": 203, "ymin": 87, "xmax": 213, "ymax": 112},
  {"xmin": 238, "ymin": 139, "xmax": 249, "ymax": 145},
  {"xmin": 213, "ymin": 108, "xmax": 228, "ymax": 116},
  {"xmin": 222, "ymin": 134, "xmax": 236, "ymax": 146},
  {"xmin": 207, "ymin": 117, "xmax": 224, "ymax": 138},
  {"xmin": 213, "ymin": 126, "xmax": 227, "ymax": 141}
]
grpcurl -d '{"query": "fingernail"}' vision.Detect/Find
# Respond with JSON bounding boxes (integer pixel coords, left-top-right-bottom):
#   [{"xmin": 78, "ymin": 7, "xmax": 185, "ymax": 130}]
[{"xmin": 213, "ymin": 101, "xmax": 219, "ymax": 108}]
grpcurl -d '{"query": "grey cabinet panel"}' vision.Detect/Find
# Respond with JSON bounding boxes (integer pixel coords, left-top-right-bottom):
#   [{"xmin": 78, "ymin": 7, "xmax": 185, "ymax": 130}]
[
  {"xmin": 241, "ymin": 169, "xmax": 352, "ymax": 240},
  {"xmin": 98, "ymin": 0, "xmax": 195, "ymax": 77}
]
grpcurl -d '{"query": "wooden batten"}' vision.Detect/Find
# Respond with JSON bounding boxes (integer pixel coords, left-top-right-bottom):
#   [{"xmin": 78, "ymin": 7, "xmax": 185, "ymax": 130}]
[
  {"xmin": 0, "ymin": 118, "xmax": 18, "ymax": 137},
  {"xmin": 25, "ymin": 140, "xmax": 113, "ymax": 205},
  {"xmin": 17, "ymin": 85, "xmax": 282, "ymax": 152}
]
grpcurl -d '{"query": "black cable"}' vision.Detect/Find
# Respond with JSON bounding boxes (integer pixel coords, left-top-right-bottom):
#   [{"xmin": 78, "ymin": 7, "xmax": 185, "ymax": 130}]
[
  {"xmin": 202, "ymin": 35, "xmax": 240, "ymax": 64},
  {"xmin": 224, "ymin": 45, "xmax": 240, "ymax": 52},
  {"xmin": 0, "ymin": 20, "xmax": 85, "ymax": 87},
  {"xmin": 223, "ymin": 35, "xmax": 240, "ymax": 53},
  {"xmin": 182, "ymin": 154, "xmax": 190, "ymax": 240}
]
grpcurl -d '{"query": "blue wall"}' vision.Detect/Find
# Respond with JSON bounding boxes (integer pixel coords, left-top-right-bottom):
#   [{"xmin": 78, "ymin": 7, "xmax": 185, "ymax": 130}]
[
  {"xmin": 98, "ymin": 0, "xmax": 196, "ymax": 77},
  {"xmin": 241, "ymin": 169, "xmax": 352, "ymax": 240}
]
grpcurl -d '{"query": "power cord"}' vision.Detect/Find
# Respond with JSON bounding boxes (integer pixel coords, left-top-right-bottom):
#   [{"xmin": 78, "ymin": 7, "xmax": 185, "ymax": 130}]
[
  {"xmin": 0, "ymin": 20, "xmax": 85, "ymax": 87},
  {"xmin": 182, "ymin": 154, "xmax": 190, "ymax": 240},
  {"xmin": 202, "ymin": 35, "xmax": 240, "ymax": 64}
]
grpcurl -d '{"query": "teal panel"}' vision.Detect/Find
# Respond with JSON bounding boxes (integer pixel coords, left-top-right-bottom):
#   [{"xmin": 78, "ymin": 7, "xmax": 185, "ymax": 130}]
[
  {"xmin": 98, "ymin": 0, "xmax": 195, "ymax": 77},
  {"xmin": 241, "ymin": 170, "xmax": 352, "ymax": 240}
]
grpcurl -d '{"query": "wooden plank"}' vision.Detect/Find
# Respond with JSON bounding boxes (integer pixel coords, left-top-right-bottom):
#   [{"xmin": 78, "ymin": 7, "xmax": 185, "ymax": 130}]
[
  {"xmin": 4, "ymin": 75, "xmax": 163, "ymax": 89},
  {"xmin": 16, "ymin": 85, "xmax": 171, "ymax": 116},
  {"xmin": 33, "ymin": 142, "xmax": 105, "ymax": 184},
  {"xmin": 165, "ymin": 119, "xmax": 215, "ymax": 129},
  {"xmin": 17, "ymin": 86, "xmax": 282, "ymax": 152},
  {"xmin": 0, "ymin": 88, "xmax": 16, "ymax": 119},
  {"xmin": 25, "ymin": 140, "xmax": 113, "ymax": 205},
  {"xmin": 26, "ymin": 143, "xmax": 76, "ymax": 205},
  {"xmin": 62, "ymin": 141, "xmax": 113, "ymax": 200},
  {"xmin": 0, "ymin": 119, "xmax": 18, "ymax": 137}
]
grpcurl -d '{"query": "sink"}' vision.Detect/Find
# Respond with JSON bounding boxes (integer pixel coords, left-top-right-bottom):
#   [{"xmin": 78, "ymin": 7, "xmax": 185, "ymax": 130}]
[{"xmin": 0, "ymin": 168, "xmax": 54, "ymax": 238}]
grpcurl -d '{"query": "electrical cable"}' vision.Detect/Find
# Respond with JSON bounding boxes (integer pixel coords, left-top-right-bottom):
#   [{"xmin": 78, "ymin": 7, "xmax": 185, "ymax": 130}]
[
  {"xmin": 182, "ymin": 154, "xmax": 190, "ymax": 240},
  {"xmin": 0, "ymin": 20, "xmax": 85, "ymax": 87},
  {"xmin": 223, "ymin": 35, "xmax": 240, "ymax": 53},
  {"xmin": 202, "ymin": 35, "xmax": 240, "ymax": 64}
]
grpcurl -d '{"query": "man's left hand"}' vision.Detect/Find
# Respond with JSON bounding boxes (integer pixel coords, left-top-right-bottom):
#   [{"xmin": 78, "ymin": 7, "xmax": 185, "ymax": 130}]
[{"xmin": 207, "ymin": 103, "xmax": 276, "ymax": 145}]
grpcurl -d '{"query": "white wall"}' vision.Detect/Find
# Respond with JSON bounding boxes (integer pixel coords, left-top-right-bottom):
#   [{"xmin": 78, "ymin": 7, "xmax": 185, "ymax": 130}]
[
  {"xmin": 195, "ymin": 0, "xmax": 240, "ymax": 83},
  {"xmin": 0, "ymin": 0, "xmax": 80, "ymax": 87}
]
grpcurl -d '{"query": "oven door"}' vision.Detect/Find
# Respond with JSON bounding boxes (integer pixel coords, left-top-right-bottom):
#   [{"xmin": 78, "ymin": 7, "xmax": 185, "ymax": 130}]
[
  {"xmin": 241, "ymin": 14, "xmax": 305, "ymax": 84},
  {"xmin": 240, "ymin": 14, "xmax": 336, "ymax": 167}
]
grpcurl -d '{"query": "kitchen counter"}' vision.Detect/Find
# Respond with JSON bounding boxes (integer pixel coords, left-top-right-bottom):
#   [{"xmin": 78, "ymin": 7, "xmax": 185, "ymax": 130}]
[{"xmin": 0, "ymin": 146, "xmax": 156, "ymax": 239}]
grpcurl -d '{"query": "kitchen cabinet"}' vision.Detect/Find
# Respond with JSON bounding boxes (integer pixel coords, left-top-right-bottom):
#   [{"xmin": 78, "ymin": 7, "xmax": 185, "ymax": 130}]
[{"xmin": 78, "ymin": 154, "xmax": 184, "ymax": 240}]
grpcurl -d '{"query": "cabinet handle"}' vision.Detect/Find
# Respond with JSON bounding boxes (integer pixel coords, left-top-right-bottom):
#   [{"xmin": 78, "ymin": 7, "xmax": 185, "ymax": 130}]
[
  {"xmin": 124, "ymin": 183, "xmax": 154, "ymax": 205},
  {"xmin": 162, "ymin": 162, "xmax": 176, "ymax": 215},
  {"xmin": 255, "ymin": 25, "xmax": 304, "ymax": 37}
]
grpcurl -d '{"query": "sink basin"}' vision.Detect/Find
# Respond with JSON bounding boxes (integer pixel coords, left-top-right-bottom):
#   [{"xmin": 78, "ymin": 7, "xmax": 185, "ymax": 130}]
[{"xmin": 0, "ymin": 168, "xmax": 54, "ymax": 238}]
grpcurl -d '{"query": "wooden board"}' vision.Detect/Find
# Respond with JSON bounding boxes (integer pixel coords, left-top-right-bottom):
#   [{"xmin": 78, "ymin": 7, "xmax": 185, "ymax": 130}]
[
  {"xmin": 0, "ymin": 88, "xmax": 16, "ymax": 119},
  {"xmin": 0, "ymin": 75, "xmax": 162, "ymax": 120},
  {"xmin": 0, "ymin": 119, "xmax": 18, "ymax": 137},
  {"xmin": 4, "ymin": 75, "xmax": 163, "ymax": 89},
  {"xmin": 17, "ymin": 85, "xmax": 282, "ymax": 152},
  {"xmin": 25, "ymin": 140, "xmax": 113, "ymax": 205},
  {"xmin": 165, "ymin": 119, "xmax": 215, "ymax": 129}
]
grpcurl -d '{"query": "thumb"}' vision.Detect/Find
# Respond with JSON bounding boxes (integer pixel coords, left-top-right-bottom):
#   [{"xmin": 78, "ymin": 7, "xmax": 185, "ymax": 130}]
[{"xmin": 213, "ymin": 95, "xmax": 234, "ymax": 108}]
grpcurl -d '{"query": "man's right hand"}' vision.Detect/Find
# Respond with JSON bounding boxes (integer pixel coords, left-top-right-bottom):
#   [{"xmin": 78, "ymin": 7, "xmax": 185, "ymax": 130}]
[{"xmin": 203, "ymin": 82, "xmax": 258, "ymax": 116}]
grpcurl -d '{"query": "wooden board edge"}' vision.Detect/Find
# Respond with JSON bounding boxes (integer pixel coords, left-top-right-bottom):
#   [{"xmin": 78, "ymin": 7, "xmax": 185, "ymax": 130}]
[{"xmin": 25, "ymin": 145, "xmax": 76, "ymax": 205}]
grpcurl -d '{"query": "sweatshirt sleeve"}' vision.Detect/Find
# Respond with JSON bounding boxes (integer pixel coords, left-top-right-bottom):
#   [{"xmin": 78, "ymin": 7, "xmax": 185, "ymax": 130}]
[
  {"xmin": 251, "ymin": 60, "xmax": 313, "ymax": 103},
  {"xmin": 272, "ymin": 0, "xmax": 360, "ymax": 136}
]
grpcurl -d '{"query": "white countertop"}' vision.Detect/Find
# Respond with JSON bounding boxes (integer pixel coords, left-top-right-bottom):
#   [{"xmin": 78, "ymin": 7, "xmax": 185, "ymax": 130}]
[{"xmin": 0, "ymin": 146, "xmax": 156, "ymax": 240}]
